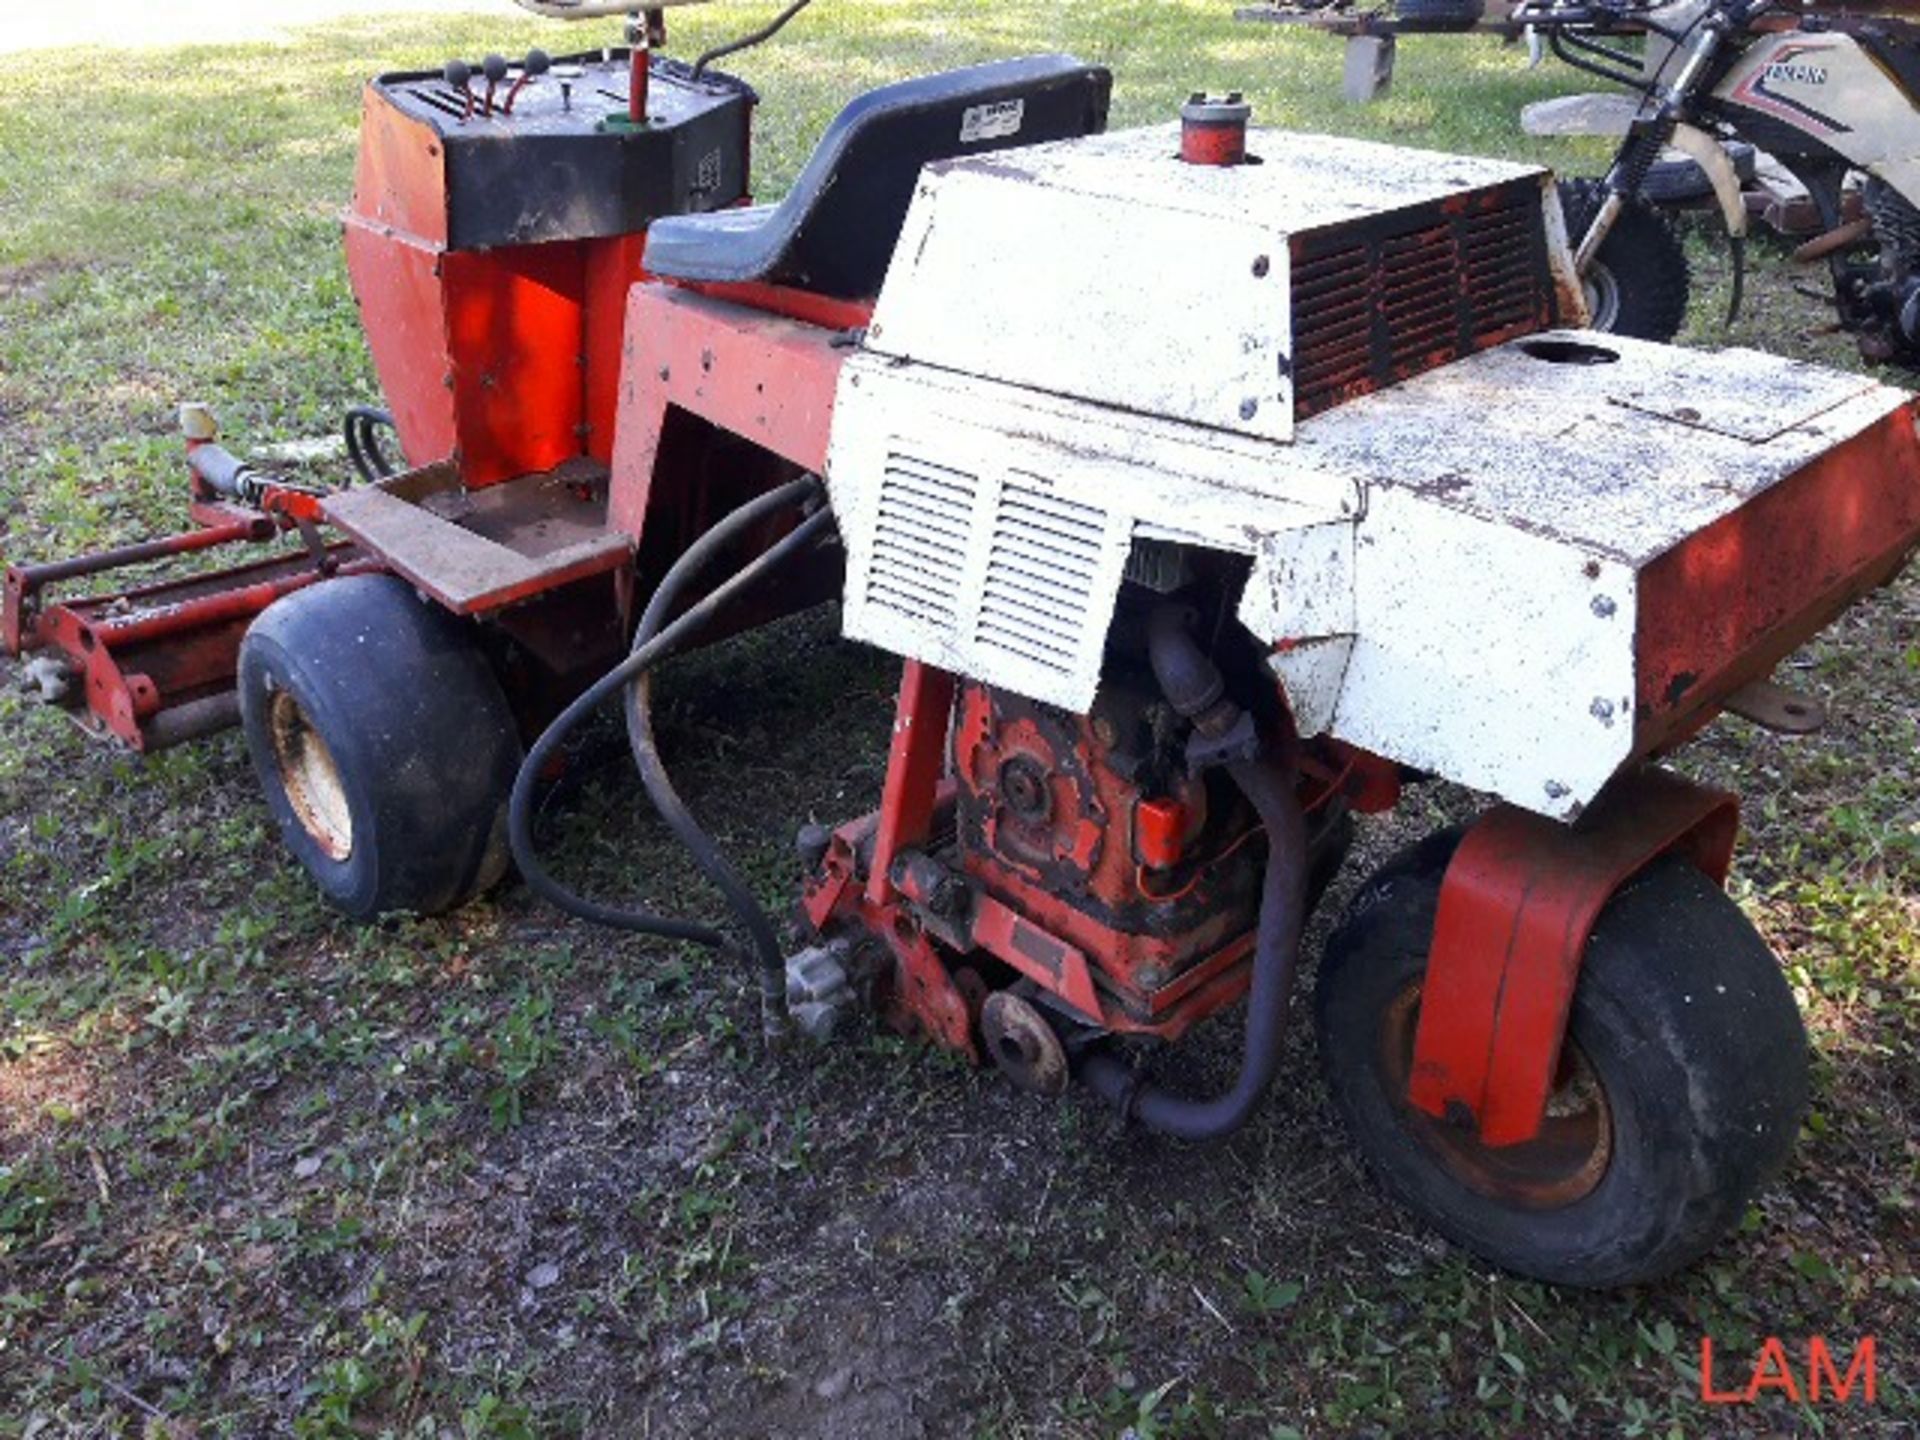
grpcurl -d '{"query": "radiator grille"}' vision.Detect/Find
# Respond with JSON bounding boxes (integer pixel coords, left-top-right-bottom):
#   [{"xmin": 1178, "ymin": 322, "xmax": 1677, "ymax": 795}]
[
  {"xmin": 870, "ymin": 455, "xmax": 977, "ymax": 625},
  {"xmin": 1292, "ymin": 181, "xmax": 1551, "ymax": 419},
  {"xmin": 975, "ymin": 478, "xmax": 1105, "ymax": 670}
]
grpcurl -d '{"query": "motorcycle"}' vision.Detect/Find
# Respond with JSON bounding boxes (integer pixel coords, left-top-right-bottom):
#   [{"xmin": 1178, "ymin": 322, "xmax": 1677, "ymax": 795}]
[{"xmin": 1514, "ymin": 0, "xmax": 1920, "ymax": 365}]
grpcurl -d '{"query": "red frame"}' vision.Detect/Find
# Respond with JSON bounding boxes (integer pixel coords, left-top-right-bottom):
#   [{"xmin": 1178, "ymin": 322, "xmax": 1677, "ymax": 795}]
[
  {"xmin": 800, "ymin": 662, "xmax": 979, "ymax": 1059},
  {"xmin": 1410, "ymin": 766, "xmax": 1739, "ymax": 1146},
  {"xmin": 607, "ymin": 282, "xmax": 851, "ymax": 535},
  {"xmin": 4, "ymin": 533, "xmax": 370, "ymax": 751},
  {"xmin": 802, "ymin": 661, "xmax": 1276, "ymax": 1048}
]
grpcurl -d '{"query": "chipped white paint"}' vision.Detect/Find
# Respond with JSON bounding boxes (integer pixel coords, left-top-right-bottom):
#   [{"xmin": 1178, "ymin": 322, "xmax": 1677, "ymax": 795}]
[
  {"xmin": 1268, "ymin": 636, "xmax": 1354, "ymax": 738},
  {"xmin": 828, "ymin": 124, "xmax": 1915, "ymax": 821},
  {"xmin": 1291, "ymin": 331, "xmax": 1890, "ymax": 561},
  {"xmin": 828, "ymin": 356, "xmax": 1355, "ymax": 712},
  {"xmin": 867, "ymin": 126, "xmax": 1567, "ymax": 444}
]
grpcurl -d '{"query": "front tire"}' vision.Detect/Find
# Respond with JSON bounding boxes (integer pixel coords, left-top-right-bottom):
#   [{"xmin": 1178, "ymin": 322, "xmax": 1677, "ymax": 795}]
[
  {"xmin": 1558, "ymin": 178, "xmax": 1692, "ymax": 343},
  {"xmin": 238, "ymin": 574, "xmax": 522, "ymax": 918},
  {"xmin": 1315, "ymin": 829, "xmax": 1807, "ymax": 1287}
]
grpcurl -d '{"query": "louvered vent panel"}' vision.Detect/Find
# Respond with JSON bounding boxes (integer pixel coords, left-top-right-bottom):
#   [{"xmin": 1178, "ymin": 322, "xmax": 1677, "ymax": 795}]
[
  {"xmin": 976, "ymin": 479, "xmax": 1106, "ymax": 673},
  {"xmin": 1461, "ymin": 203, "xmax": 1542, "ymax": 336},
  {"xmin": 1380, "ymin": 223, "xmax": 1460, "ymax": 375},
  {"xmin": 1292, "ymin": 180, "xmax": 1551, "ymax": 419},
  {"xmin": 1291, "ymin": 244, "xmax": 1373, "ymax": 412},
  {"xmin": 869, "ymin": 455, "xmax": 977, "ymax": 625}
]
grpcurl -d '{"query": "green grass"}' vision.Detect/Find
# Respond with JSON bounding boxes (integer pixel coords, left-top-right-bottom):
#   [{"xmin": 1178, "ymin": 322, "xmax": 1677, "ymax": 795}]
[{"xmin": 2, "ymin": 2, "xmax": 1918, "ymax": 1435}]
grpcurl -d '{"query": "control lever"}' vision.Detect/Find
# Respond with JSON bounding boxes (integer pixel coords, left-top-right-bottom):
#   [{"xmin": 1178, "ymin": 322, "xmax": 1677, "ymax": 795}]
[
  {"xmin": 503, "ymin": 48, "xmax": 551, "ymax": 114},
  {"xmin": 481, "ymin": 53, "xmax": 510, "ymax": 117},
  {"xmin": 443, "ymin": 58, "xmax": 476, "ymax": 122}
]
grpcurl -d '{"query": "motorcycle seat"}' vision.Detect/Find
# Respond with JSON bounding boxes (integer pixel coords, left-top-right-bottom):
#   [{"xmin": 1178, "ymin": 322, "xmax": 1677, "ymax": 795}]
[{"xmin": 642, "ymin": 54, "xmax": 1111, "ymax": 300}]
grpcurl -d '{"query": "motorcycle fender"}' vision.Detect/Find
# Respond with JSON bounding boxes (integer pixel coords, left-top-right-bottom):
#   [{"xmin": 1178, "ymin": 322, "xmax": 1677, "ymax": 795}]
[{"xmin": 1671, "ymin": 123, "xmax": 1749, "ymax": 240}]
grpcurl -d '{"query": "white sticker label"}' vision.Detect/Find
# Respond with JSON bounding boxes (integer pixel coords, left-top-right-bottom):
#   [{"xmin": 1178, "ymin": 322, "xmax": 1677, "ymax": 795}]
[{"xmin": 959, "ymin": 99, "xmax": 1024, "ymax": 143}]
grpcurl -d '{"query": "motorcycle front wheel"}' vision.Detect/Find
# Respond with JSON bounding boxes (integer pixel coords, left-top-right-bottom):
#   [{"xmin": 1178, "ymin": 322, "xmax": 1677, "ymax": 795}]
[{"xmin": 1558, "ymin": 178, "xmax": 1692, "ymax": 343}]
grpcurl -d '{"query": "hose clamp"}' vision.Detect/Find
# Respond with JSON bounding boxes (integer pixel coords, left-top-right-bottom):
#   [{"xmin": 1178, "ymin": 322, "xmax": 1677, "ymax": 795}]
[{"xmin": 1185, "ymin": 709, "xmax": 1261, "ymax": 774}]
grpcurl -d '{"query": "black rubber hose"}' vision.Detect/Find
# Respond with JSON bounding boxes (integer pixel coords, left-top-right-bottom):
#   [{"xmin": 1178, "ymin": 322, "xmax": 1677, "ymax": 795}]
[
  {"xmin": 1077, "ymin": 611, "xmax": 1310, "ymax": 1142},
  {"xmin": 622, "ymin": 507, "xmax": 814, "ymax": 1016},
  {"xmin": 506, "ymin": 478, "xmax": 827, "ymax": 964},
  {"xmin": 344, "ymin": 407, "xmax": 398, "ymax": 484},
  {"xmin": 1146, "ymin": 604, "xmax": 1232, "ymax": 735},
  {"xmin": 692, "ymin": 0, "xmax": 816, "ymax": 77}
]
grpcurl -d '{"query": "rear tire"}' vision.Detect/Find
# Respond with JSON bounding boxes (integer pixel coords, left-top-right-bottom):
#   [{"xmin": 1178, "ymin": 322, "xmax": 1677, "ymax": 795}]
[
  {"xmin": 1315, "ymin": 830, "xmax": 1807, "ymax": 1287},
  {"xmin": 238, "ymin": 574, "xmax": 522, "ymax": 918},
  {"xmin": 1558, "ymin": 178, "xmax": 1691, "ymax": 342}
]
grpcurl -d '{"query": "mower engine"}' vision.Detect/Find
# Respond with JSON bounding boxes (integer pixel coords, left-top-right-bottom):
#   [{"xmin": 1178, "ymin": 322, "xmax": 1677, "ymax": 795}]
[
  {"xmin": 796, "ymin": 646, "xmax": 1296, "ymax": 1075},
  {"xmin": 954, "ymin": 666, "xmax": 1264, "ymax": 1011}
]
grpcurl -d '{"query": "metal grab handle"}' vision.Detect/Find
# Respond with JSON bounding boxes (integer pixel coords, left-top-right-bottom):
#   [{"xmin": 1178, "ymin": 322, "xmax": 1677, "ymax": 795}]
[{"xmin": 511, "ymin": 0, "xmax": 717, "ymax": 18}]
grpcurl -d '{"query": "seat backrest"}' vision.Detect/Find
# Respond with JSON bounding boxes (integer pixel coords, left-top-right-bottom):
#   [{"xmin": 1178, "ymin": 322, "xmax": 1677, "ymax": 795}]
[{"xmin": 763, "ymin": 54, "xmax": 1112, "ymax": 297}]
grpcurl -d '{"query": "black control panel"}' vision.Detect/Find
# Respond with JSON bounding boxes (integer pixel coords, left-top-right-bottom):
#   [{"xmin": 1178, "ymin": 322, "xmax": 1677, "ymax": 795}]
[{"xmin": 373, "ymin": 50, "xmax": 755, "ymax": 251}]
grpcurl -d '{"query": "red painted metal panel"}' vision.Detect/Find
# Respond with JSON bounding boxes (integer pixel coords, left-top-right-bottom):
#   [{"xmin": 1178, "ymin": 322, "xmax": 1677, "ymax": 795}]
[
  {"xmin": 682, "ymin": 280, "xmax": 876, "ymax": 333},
  {"xmin": 343, "ymin": 223, "xmax": 460, "ymax": 470},
  {"xmin": 866, "ymin": 661, "xmax": 957, "ymax": 907},
  {"xmin": 345, "ymin": 230, "xmax": 589, "ymax": 488},
  {"xmin": 1409, "ymin": 767, "xmax": 1739, "ymax": 1147},
  {"xmin": 347, "ymin": 83, "xmax": 448, "ymax": 248},
  {"xmin": 607, "ymin": 285, "xmax": 849, "ymax": 537},
  {"xmin": 441, "ymin": 246, "xmax": 587, "ymax": 486},
  {"xmin": 583, "ymin": 235, "xmax": 648, "ymax": 462},
  {"xmin": 1636, "ymin": 402, "xmax": 1920, "ymax": 749},
  {"xmin": 969, "ymin": 893, "xmax": 1105, "ymax": 1019}
]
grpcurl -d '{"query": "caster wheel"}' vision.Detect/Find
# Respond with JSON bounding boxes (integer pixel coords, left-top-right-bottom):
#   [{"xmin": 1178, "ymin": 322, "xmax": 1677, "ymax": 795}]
[
  {"xmin": 1316, "ymin": 829, "xmax": 1808, "ymax": 1287},
  {"xmin": 239, "ymin": 574, "xmax": 523, "ymax": 918},
  {"xmin": 982, "ymin": 991, "xmax": 1069, "ymax": 1097}
]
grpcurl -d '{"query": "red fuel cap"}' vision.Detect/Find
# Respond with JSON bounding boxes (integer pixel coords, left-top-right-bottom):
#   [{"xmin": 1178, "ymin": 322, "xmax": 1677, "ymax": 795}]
[{"xmin": 1180, "ymin": 92, "xmax": 1252, "ymax": 166}]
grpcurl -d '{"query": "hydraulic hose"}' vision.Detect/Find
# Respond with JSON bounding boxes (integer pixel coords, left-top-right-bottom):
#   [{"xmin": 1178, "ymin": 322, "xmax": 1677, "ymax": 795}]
[
  {"xmin": 1077, "ymin": 609, "xmax": 1310, "ymax": 1142},
  {"xmin": 622, "ymin": 501, "xmax": 813, "ymax": 1027},
  {"xmin": 507, "ymin": 479, "xmax": 831, "ymax": 1025},
  {"xmin": 343, "ymin": 407, "xmax": 399, "ymax": 484}
]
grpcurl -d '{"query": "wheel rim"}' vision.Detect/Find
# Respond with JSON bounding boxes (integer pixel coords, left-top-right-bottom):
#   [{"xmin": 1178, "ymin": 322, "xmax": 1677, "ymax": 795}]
[
  {"xmin": 981, "ymin": 991, "xmax": 1069, "ymax": 1097},
  {"xmin": 1582, "ymin": 262, "xmax": 1622, "ymax": 332},
  {"xmin": 267, "ymin": 686, "xmax": 353, "ymax": 862},
  {"xmin": 1379, "ymin": 982, "xmax": 1613, "ymax": 1209}
]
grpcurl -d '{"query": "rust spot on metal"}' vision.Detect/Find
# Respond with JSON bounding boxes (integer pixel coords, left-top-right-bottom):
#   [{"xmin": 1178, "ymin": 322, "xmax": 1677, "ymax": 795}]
[{"xmin": 1291, "ymin": 177, "xmax": 1552, "ymax": 420}]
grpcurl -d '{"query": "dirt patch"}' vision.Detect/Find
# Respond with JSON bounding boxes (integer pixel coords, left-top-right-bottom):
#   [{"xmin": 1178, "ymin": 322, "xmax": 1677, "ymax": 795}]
[{"xmin": 0, "ymin": 258, "xmax": 79, "ymax": 305}]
